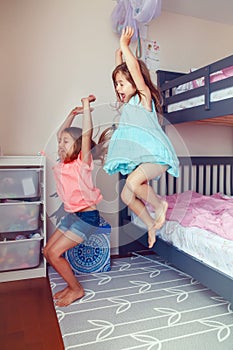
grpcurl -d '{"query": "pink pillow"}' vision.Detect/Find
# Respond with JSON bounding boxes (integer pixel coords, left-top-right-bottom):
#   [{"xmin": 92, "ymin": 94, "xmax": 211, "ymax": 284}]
[
  {"xmin": 210, "ymin": 71, "xmax": 225, "ymax": 82},
  {"xmin": 222, "ymin": 65, "xmax": 233, "ymax": 77},
  {"xmin": 192, "ymin": 77, "xmax": 204, "ymax": 88},
  {"xmin": 193, "ymin": 72, "xmax": 227, "ymax": 85},
  {"xmin": 191, "ymin": 65, "xmax": 233, "ymax": 87}
]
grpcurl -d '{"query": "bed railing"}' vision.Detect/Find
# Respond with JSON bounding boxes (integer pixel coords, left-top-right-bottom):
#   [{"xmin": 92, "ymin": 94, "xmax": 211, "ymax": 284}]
[
  {"xmin": 154, "ymin": 156, "xmax": 233, "ymax": 196},
  {"xmin": 119, "ymin": 156, "xmax": 233, "ymax": 224},
  {"xmin": 156, "ymin": 55, "xmax": 233, "ymax": 124}
]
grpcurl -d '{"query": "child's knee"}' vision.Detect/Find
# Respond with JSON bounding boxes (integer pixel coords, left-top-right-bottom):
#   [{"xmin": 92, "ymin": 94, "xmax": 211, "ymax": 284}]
[
  {"xmin": 125, "ymin": 176, "xmax": 137, "ymax": 193},
  {"xmin": 43, "ymin": 245, "xmax": 49, "ymax": 260},
  {"xmin": 121, "ymin": 184, "xmax": 134, "ymax": 205},
  {"xmin": 43, "ymin": 245, "xmax": 56, "ymax": 262},
  {"xmin": 120, "ymin": 188, "xmax": 128, "ymax": 204}
]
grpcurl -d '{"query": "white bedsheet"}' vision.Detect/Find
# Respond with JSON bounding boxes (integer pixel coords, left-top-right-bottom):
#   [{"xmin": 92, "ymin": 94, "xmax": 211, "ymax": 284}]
[
  {"xmin": 167, "ymin": 86, "xmax": 233, "ymax": 113},
  {"xmin": 131, "ymin": 213, "xmax": 233, "ymax": 278}
]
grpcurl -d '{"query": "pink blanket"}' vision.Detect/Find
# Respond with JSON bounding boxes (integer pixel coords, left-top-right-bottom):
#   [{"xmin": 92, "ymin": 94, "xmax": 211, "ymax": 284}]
[{"xmin": 164, "ymin": 191, "xmax": 233, "ymax": 241}]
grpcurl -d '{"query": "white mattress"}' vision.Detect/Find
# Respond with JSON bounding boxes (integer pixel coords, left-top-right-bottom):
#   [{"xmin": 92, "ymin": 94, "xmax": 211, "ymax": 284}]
[
  {"xmin": 167, "ymin": 86, "xmax": 233, "ymax": 113},
  {"xmin": 131, "ymin": 213, "xmax": 233, "ymax": 278}
]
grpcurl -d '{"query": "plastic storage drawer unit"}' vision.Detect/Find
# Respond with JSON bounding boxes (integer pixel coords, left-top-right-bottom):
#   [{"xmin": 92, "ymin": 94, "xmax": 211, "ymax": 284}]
[
  {"xmin": 0, "ymin": 168, "xmax": 40, "ymax": 199},
  {"xmin": 0, "ymin": 236, "xmax": 42, "ymax": 271},
  {"xmin": 0, "ymin": 202, "xmax": 41, "ymax": 233}
]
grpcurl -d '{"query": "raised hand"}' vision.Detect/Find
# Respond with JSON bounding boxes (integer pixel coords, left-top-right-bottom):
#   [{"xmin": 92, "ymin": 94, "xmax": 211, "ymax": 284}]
[
  {"xmin": 120, "ymin": 26, "xmax": 134, "ymax": 48},
  {"xmin": 69, "ymin": 95, "xmax": 96, "ymax": 117},
  {"xmin": 69, "ymin": 106, "xmax": 84, "ymax": 117},
  {"xmin": 81, "ymin": 94, "xmax": 96, "ymax": 105}
]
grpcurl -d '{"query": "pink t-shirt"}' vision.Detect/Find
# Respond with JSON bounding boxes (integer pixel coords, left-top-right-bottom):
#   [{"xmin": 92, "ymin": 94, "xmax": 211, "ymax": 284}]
[{"xmin": 53, "ymin": 153, "xmax": 102, "ymax": 212}]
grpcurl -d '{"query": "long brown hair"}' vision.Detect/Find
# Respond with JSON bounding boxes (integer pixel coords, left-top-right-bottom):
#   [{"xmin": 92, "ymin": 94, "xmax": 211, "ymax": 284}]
[
  {"xmin": 112, "ymin": 60, "xmax": 163, "ymax": 122},
  {"xmin": 97, "ymin": 124, "xmax": 117, "ymax": 163},
  {"xmin": 62, "ymin": 127, "xmax": 97, "ymax": 163}
]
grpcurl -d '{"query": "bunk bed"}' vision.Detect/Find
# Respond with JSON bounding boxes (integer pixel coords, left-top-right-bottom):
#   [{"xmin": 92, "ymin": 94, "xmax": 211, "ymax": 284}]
[
  {"xmin": 157, "ymin": 54, "xmax": 233, "ymax": 126},
  {"xmin": 118, "ymin": 54, "xmax": 233, "ymax": 307}
]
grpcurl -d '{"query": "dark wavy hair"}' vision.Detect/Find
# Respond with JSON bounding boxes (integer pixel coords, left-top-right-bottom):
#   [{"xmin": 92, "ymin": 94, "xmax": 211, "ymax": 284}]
[{"xmin": 62, "ymin": 127, "xmax": 97, "ymax": 163}]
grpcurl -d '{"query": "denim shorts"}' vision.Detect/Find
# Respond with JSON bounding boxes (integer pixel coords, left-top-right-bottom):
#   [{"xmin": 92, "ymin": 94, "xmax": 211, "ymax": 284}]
[{"xmin": 58, "ymin": 210, "xmax": 100, "ymax": 242}]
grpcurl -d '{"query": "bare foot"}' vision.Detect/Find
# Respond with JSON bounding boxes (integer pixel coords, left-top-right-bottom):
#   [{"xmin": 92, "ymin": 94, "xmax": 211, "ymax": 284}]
[
  {"xmin": 53, "ymin": 286, "xmax": 70, "ymax": 300},
  {"xmin": 148, "ymin": 224, "xmax": 157, "ymax": 249},
  {"xmin": 155, "ymin": 200, "xmax": 168, "ymax": 230},
  {"xmin": 55, "ymin": 287, "xmax": 85, "ymax": 307}
]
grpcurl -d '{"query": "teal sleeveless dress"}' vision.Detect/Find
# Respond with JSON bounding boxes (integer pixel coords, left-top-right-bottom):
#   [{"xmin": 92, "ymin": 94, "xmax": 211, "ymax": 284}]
[{"xmin": 103, "ymin": 95, "xmax": 179, "ymax": 177}]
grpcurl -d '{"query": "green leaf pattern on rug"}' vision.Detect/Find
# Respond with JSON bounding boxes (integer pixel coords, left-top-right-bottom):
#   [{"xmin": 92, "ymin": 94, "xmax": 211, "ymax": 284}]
[
  {"xmin": 154, "ymin": 307, "xmax": 181, "ymax": 326},
  {"xmin": 56, "ymin": 309, "xmax": 65, "ymax": 322},
  {"xmin": 48, "ymin": 254, "xmax": 233, "ymax": 349},
  {"xmin": 80, "ymin": 288, "xmax": 95, "ymax": 302},
  {"xmin": 130, "ymin": 280, "xmax": 152, "ymax": 293},
  {"xmin": 108, "ymin": 297, "xmax": 131, "ymax": 314},
  {"xmin": 88, "ymin": 319, "xmax": 114, "ymax": 341},
  {"xmin": 114, "ymin": 261, "xmax": 131, "ymax": 271},
  {"xmin": 199, "ymin": 319, "xmax": 231, "ymax": 342},
  {"xmin": 131, "ymin": 333, "xmax": 161, "ymax": 350},
  {"xmin": 93, "ymin": 273, "xmax": 112, "ymax": 285},
  {"xmin": 164, "ymin": 287, "xmax": 189, "ymax": 303},
  {"xmin": 141, "ymin": 266, "xmax": 161, "ymax": 278}
]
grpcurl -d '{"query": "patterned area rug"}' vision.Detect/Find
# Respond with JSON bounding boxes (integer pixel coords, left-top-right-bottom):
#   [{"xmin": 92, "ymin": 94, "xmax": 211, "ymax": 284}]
[{"xmin": 48, "ymin": 253, "xmax": 233, "ymax": 350}]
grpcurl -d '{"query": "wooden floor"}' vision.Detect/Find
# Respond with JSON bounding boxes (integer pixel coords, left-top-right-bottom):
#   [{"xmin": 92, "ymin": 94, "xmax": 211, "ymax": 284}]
[{"xmin": 0, "ymin": 277, "xmax": 64, "ymax": 350}]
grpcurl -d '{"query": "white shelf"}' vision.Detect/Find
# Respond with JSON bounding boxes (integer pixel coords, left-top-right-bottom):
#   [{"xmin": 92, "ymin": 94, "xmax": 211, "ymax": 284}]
[
  {"xmin": 0, "ymin": 155, "xmax": 45, "ymax": 167},
  {"xmin": 0, "ymin": 260, "xmax": 46, "ymax": 282},
  {"xmin": 0, "ymin": 155, "xmax": 47, "ymax": 282}
]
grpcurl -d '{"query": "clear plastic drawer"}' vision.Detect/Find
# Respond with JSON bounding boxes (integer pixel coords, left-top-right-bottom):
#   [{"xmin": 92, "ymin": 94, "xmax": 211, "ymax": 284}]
[
  {"xmin": 0, "ymin": 202, "xmax": 40, "ymax": 233},
  {"xmin": 0, "ymin": 236, "xmax": 42, "ymax": 271},
  {"xmin": 0, "ymin": 169, "xmax": 40, "ymax": 199}
]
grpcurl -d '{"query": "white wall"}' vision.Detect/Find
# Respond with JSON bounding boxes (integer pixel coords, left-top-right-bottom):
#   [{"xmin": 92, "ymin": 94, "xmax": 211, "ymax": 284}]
[
  {"xmin": 150, "ymin": 12, "xmax": 233, "ymax": 71},
  {"xmin": 1, "ymin": 1, "xmax": 233, "ymax": 253},
  {"xmin": 0, "ymin": 0, "xmax": 117, "ymax": 156},
  {"xmin": 1, "ymin": 3, "xmax": 233, "ymax": 157},
  {"xmin": 148, "ymin": 12, "xmax": 233, "ymax": 156}
]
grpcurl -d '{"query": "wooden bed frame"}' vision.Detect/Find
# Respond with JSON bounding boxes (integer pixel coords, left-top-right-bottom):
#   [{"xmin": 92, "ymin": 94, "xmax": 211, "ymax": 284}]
[
  {"xmin": 118, "ymin": 156, "xmax": 233, "ymax": 307},
  {"xmin": 157, "ymin": 54, "xmax": 233, "ymax": 126}
]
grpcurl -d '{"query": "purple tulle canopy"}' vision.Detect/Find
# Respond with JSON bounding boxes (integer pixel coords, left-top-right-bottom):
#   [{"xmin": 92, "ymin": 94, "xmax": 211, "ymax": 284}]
[{"xmin": 111, "ymin": 0, "xmax": 162, "ymax": 41}]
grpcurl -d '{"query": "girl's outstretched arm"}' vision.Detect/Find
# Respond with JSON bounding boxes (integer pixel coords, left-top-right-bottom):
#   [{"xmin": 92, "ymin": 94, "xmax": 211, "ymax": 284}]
[
  {"xmin": 80, "ymin": 94, "xmax": 96, "ymax": 165},
  {"xmin": 56, "ymin": 106, "xmax": 83, "ymax": 141},
  {"xmin": 120, "ymin": 26, "xmax": 151, "ymax": 108},
  {"xmin": 115, "ymin": 48, "xmax": 123, "ymax": 66}
]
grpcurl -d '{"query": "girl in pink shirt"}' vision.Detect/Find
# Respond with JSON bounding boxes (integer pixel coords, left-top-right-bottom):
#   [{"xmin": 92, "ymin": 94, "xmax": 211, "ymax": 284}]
[{"xmin": 44, "ymin": 95, "xmax": 103, "ymax": 307}]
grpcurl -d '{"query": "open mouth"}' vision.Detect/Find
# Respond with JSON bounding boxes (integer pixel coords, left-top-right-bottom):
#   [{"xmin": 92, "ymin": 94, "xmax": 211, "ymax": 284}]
[
  {"xmin": 119, "ymin": 93, "xmax": 126, "ymax": 102},
  {"xmin": 58, "ymin": 149, "xmax": 66, "ymax": 157}
]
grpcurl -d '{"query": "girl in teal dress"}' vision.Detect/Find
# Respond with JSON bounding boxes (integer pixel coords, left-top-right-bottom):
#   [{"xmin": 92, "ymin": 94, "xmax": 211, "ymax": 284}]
[{"xmin": 104, "ymin": 26, "xmax": 179, "ymax": 249}]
